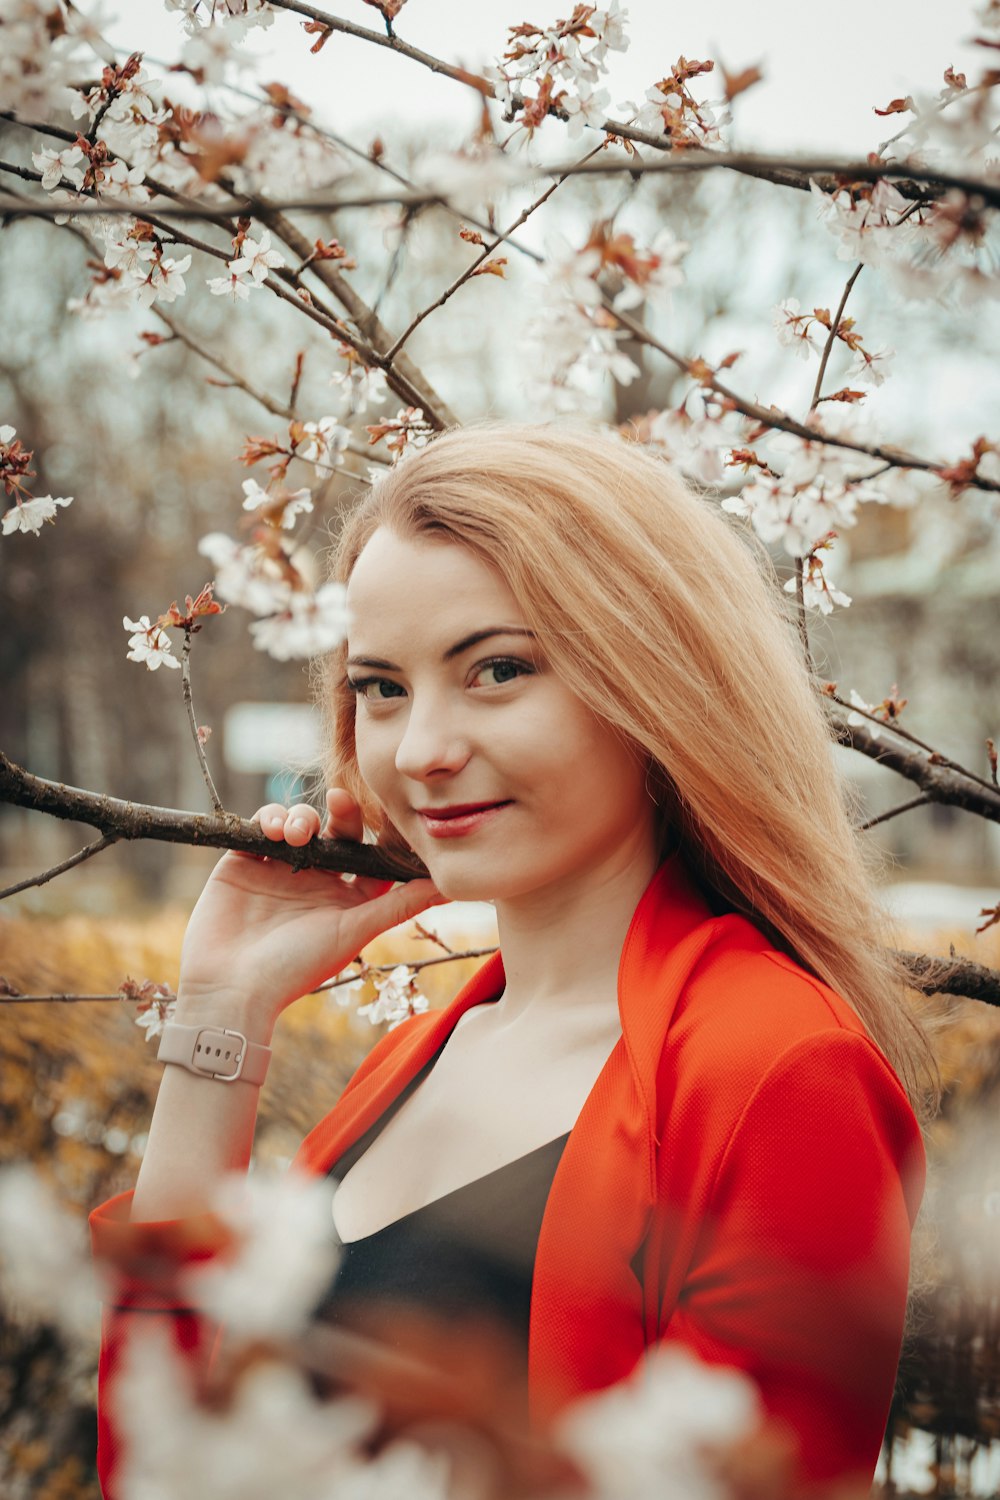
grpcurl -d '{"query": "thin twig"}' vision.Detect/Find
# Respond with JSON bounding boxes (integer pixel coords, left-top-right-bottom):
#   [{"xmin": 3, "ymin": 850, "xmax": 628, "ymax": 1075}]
[
  {"xmin": 0, "ymin": 833, "xmax": 118, "ymax": 901},
  {"xmin": 858, "ymin": 795, "xmax": 934, "ymax": 832},
  {"xmin": 384, "ymin": 138, "xmax": 608, "ymax": 361},
  {"xmin": 180, "ymin": 628, "xmax": 224, "ymax": 815},
  {"xmin": 0, "ymin": 993, "xmax": 123, "ymax": 1003},
  {"xmin": 809, "ymin": 263, "xmax": 865, "ymax": 413},
  {"xmin": 793, "ymin": 559, "xmax": 812, "ymax": 671}
]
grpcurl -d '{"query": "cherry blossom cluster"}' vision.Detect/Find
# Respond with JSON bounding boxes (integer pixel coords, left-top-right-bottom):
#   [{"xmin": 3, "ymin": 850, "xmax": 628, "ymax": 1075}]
[
  {"xmin": 618, "ymin": 55, "xmax": 732, "ymax": 150},
  {"xmin": 123, "ymin": 583, "xmax": 224, "ymax": 672},
  {"xmin": 0, "ymin": 425, "xmax": 74, "ymax": 537},
  {"xmin": 120, "ymin": 974, "xmax": 179, "ymax": 1038},
  {"xmin": 838, "ymin": 682, "xmax": 909, "ymax": 742},
  {"xmin": 489, "ymin": 2, "xmax": 630, "ymax": 139},
  {"xmin": 366, "ymin": 406, "xmax": 434, "ymax": 459},
  {"xmin": 526, "ymin": 224, "xmax": 688, "ymax": 414},
  {"xmin": 808, "ymin": 55, "xmax": 1000, "ymax": 305},
  {"xmin": 0, "ymin": 0, "xmax": 98, "ymax": 120},
  {"xmin": 208, "ymin": 227, "xmax": 286, "ymax": 304},
  {"xmin": 773, "ymin": 298, "xmax": 894, "ymax": 387},
  {"xmin": 357, "ymin": 964, "xmax": 430, "ymax": 1029},
  {"xmin": 720, "ymin": 407, "xmax": 918, "ymax": 612},
  {"xmin": 198, "ymin": 530, "xmax": 353, "ymax": 660}
]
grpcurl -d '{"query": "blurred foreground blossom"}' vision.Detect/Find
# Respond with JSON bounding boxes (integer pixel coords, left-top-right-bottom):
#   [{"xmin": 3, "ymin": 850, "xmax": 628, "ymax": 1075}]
[
  {"xmin": 247, "ymin": 581, "xmax": 352, "ymax": 660},
  {"xmin": 557, "ymin": 1344, "xmax": 762, "ymax": 1500},
  {"xmin": 0, "ymin": 1165, "xmax": 98, "ymax": 1339},
  {"xmin": 116, "ymin": 1326, "xmax": 378, "ymax": 1500},
  {"xmin": 181, "ymin": 1170, "xmax": 341, "ymax": 1341}
]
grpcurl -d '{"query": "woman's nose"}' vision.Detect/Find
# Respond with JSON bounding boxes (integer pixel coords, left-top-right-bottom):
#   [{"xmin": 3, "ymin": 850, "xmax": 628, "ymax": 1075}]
[{"xmin": 394, "ymin": 699, "xmax": 471, "ymax": 781}]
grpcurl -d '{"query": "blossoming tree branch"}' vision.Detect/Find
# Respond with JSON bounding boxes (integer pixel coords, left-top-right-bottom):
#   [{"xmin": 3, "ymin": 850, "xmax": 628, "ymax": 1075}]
[{"xmin": 1, "ymin": 0, "xmax": 999, "ymax": 1030}]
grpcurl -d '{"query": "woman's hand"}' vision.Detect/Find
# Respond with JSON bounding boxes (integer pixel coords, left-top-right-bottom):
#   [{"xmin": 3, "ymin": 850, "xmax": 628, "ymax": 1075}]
[{"xmin": 176, "ymin": 787, "xmax": 443, "ymax": 1027}]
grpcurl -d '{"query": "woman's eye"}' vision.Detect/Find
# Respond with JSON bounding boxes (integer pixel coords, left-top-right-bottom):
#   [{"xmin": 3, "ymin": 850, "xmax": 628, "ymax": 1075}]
[
  {"xmin": 471, "ymin": 658, "xmax": 532, "ymax": 688},
  {"xmin": 348, "ymin": 677, "xmax": 405, "ymax": 701}
]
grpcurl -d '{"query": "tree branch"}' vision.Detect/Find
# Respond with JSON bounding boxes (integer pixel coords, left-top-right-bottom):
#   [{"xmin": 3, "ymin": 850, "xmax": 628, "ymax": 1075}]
[
  {"xmin": 831, "ymin": 721, "xmax": 1000, "ymax": 823},
  {"xmin": 0, "ymin": 752, "xmax": 420, "ymax": 883},
  {"xmin": 896, "ymin": 951, "xmax": 1000, "ymax": 1007},
  {"xmin": 826, "ymin": 690, "xmax": 1000, "ymax": 794},
  {"xmin": 607, "ymin": 297, "xmax": 1000, "ymax": 495},
  {"xmin": 0, "ymin": 832, "xmax": 118, "ymax": 901}
]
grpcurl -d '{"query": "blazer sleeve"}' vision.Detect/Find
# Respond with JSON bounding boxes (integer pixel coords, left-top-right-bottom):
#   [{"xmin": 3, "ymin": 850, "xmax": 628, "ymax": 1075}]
[{"xmin": 658, "ymin": 1028, "xmax": 925, "ymax": 1489}]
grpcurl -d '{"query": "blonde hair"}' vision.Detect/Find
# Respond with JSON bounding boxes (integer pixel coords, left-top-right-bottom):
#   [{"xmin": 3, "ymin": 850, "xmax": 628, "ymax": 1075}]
[{"xmin": 318, "ymin": 420, "xmax": 936, "ymax": 1117}]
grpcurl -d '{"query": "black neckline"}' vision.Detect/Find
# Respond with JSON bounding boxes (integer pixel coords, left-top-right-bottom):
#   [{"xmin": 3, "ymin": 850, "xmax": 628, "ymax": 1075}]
[{"xmin": 338, "ymin": 1131, "xmax": 572, "ymax": 1245}]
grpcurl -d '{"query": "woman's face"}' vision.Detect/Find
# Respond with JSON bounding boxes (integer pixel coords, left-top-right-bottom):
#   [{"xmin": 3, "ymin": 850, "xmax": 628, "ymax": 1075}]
[{"xmin": 345, "ymin": 527, "xmax": 659, "ymax": 906}]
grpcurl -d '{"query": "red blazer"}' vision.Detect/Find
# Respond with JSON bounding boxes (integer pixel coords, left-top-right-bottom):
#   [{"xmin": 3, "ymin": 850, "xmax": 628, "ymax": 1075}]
[{"xmin": 91, "ymin": 855, "xmax": 925, "ymax": 1496}]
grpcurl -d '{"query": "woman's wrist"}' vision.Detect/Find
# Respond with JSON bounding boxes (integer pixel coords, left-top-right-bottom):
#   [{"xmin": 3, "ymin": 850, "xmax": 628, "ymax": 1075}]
[{"xmin": 172, "ymin": 988, "xmax": 278, "ymax": 1047}]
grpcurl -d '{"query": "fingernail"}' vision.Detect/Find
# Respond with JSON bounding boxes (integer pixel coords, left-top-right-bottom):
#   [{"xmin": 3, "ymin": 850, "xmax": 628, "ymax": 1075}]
[{"xmin": 288, "ymin": 817, "xmax": 308, "ymax": 833}]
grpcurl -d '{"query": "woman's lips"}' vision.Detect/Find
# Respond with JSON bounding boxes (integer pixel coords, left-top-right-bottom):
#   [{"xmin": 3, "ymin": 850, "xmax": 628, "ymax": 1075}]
[{"xmin": 417, "ymin": 801, "xmax": 512, "ymax": 838}]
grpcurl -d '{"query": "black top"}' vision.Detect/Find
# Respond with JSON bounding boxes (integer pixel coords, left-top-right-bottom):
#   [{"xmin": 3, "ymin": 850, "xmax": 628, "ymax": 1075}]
[{"xmin": 312, "ymin": 1049, "xmax": 570, "ymax": 1367}]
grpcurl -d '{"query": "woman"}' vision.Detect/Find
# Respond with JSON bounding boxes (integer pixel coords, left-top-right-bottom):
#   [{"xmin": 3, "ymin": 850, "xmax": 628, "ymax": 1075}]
[{"xmin": 92, "ymin": 422, "xmax": 933, "ymax": 1497}]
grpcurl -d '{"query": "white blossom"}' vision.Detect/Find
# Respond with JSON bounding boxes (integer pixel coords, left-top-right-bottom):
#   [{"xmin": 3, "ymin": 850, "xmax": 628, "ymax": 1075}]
[
  {"xmin": 543, "ymin": 233, "xmax": 603, "ymax": 308},
  {"xmin": 123, "ymin": 614, "xmax": 181, "ymax": 670},
  {"xmin": 104, "ymin": 234, "xmax": 156, "ymax": 277},
  {"xmin": 773, "ymin": 296, "xmax": 824, "ymax": 359},
  {"xmin": 198, "ymin": 532, "xmax": 295, "ymax": 616},
  {"xmin": 135, "ymin": 253, "xmax": 192, "ymax": 308},
  {"xmin": 847, "ymin": 689, "xmax": 883, "ymax": 740},
  {"xmin": 0, "ymin": 424, "xmax": 15, "ymax": 443},
  {"xmin": 563, "ymin": 87, "xmax": 611, "ymax": 137},
  {"xmin": 134, "ymin": 995, "xmax": 177, "ymax": 1039},
  {"xmin": 208, "ymin": 270, "xmax": 252, "ymax": 303},
  {"xmin": 849, "ymin": 344, "xmax": 895, "ymax": 387},
  {"xmin": 116, "ymin": 1324, "xmax": 376, "ymax": 1500},
  {"xmin": 181, "ymin": 1170, "xmax": 341, "ymax": 1340},
  {"xmin": 591, "ymin": 0, "xmax": 630, "ymax": 56},
  {"xmin": 2, "ymin": 493, "xmax": 73, "ymax": 536},
  {"xmin": 330, "ymin": 361, "xmax": 388, "ymax": 415},
  {"xmin": 241, "ymin": 479, "xmax": 313, "ymax": 528},
  {"xmin": 181, "ymin": 20, "xmax": 251, "ymax": 83},
  {"xmin": 300, "ymin": 416, "xmax": 351, "ymax": 474},
  {"xmin": 230, "ymin": 228, "xmax": 285, "ymax": 282},
  {"xmin": 98, "ymin": 159, "xmax": 150, "ymax": 204},
  {"xmin": 784, "ymin": 562, "xmax": 852, "ymax": 614},
  {"xmin": 248, "ymin": 582, "xmax": 352, "ymax": 660},
  {"xmin": 357, "ymin": 965, "xmax": 430, "ymax": 1029},
  {"xmin": 32, "ymin": 145, "xmax": 86, "ymax": 193}
]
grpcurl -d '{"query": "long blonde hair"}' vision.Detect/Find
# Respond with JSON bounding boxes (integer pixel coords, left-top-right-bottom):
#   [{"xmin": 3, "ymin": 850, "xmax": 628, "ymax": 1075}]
[{"xmin": 318, "ymin": 420, "xmax": 936, "ymax": 1116}]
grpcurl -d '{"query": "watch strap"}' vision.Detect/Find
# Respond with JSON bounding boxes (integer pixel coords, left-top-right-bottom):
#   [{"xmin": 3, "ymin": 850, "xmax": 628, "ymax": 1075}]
[{"xmin": 157, "ymin": 1021, "xmax": 271, "ymax": 1086}]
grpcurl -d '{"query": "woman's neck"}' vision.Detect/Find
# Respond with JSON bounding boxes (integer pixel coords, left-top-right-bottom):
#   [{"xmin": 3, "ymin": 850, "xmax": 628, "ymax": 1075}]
[{"xmin": 489, "ymin": 828, "xmax": 661, "ymax": 1027}]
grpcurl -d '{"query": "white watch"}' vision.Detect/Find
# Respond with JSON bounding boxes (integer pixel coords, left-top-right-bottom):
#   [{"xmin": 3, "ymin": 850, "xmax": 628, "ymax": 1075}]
[{"xmin": 157, "ymin": 1021, "xmax": 271, "ymax": 1086}]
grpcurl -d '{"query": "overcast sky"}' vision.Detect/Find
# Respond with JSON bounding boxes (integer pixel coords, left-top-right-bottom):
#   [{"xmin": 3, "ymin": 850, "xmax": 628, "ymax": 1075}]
[{"xmin": 107, "ymin": 0, "xmax": 989, "ymax": 158}]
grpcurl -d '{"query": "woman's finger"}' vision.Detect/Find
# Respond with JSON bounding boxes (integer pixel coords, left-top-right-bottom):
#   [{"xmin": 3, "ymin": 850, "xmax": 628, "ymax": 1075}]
[
  {"xmin": 324, "ymin": 787, "xmax": 365, "ymax": 843},
  {"xmin": 283, "ymin": 803, "xmax": 322, "ymax": 846},
  {"xmin": 254, "ymin": 803, "xmax": 292, "ymax": 841}
]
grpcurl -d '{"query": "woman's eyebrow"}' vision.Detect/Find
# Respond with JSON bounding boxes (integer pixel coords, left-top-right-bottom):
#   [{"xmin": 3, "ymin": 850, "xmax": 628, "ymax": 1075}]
[{"xmin": 346, "ymin": 626, "xmax": 535, "ymax": 671}]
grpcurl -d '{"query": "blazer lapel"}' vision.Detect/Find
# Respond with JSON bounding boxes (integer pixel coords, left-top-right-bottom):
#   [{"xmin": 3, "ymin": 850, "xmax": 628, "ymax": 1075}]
[{"xmin": 528, "ymin": 853, "xmax": 719, "ymax": 1419}]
